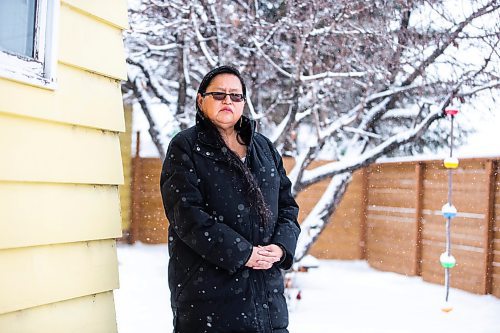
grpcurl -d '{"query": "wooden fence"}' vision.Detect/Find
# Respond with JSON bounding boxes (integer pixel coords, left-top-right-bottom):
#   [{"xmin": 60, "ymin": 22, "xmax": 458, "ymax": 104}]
[{"xmin": 127, "ymin": 153, "xmax": 500, "ymax": 298}]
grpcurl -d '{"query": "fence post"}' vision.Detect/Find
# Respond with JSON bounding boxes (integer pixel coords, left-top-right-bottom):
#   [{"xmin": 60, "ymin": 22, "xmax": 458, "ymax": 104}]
[
  {"xmin": 414, "ymin": 162, "xmax": 425, "ymax": 276},
  {"xmin": 484, "ymin": 159, "xmax": 497, "ymax": 294},
  {"xmin": 129, "ymin": 131, "xmax": 142, "ymax": 244},
  {"xmin": 360, "ymin": 167, "xmax": 369, "ymax": 260}
]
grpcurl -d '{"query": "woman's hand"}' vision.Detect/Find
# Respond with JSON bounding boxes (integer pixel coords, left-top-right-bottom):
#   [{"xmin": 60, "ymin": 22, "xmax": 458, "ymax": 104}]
[{"xmin": 245, "ymin": 244, "xmax": 283, "ymax": 270}]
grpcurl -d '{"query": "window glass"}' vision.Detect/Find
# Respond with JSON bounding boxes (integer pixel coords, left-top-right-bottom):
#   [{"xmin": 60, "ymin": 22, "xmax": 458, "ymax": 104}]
[{"xmin": 0, "ymin": 0, "xmax": 37, "ymax": 58}]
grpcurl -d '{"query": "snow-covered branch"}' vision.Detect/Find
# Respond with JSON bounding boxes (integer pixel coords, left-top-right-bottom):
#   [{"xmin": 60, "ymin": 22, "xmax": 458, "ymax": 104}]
[
  {"xmin": 191, "ymin": 10, "xmax": 217, "ymax": 67},
  {"xmin": 458, "ymin": 81, "xmax": 500, "ymax": 97},
  {"xmin": 298, "ymin": 105, "xmax": 445, "ymax": 190},
  {"xmin": 319, "ymin": 113, "xmax": 357, "ymax": 140},
  {"xmin": 209, "ymin": 3, "xmax": 222, "ymax": 64},
  {"xmin": 251, "ymin": 37, "xmax": 293, "ymax": 78},
  {"xmin": 300, "ymin": 70, "xmax": 366, "ymax": 81},
  {"xmin": 253, "ymin": 36, "xmax": 367, "ymax": 81},
  {"xmin": 309, "ymin": 27, "xmax": 363, "ymax": 36},
  {"xmin": 401, "ymin": 0, "xmax": 499, "ymax": 87},
  {"xmin": 336, "ymin": 83, "xmax": 427, "ymax": 144},
  {"xmin": 147, "ymin": 43, "xmax": 178, "ymax": 51},
  {"xmin": 270, "ymin": 105, "xmax": 292, "ymax": 144},
  {"xmin": 289, "ymin": 110, "xmax": 359, "ymax": 195},
  {"xmin": 128, "ymin": 74, "xmax": 166, "ymax": 158},
  {"xmin": 127, "ymin": 59, "xmax": 177, "ymax": 105},
  {"xmin": 342, "ymin": 126, "xmax": 382, "ymax": 139}
]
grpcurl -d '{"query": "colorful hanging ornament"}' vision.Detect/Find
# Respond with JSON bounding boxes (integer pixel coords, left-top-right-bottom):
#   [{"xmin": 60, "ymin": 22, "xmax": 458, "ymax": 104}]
[
  {"xmin": 444, "ymin": 157, "xmax": 459, "ymax": 169},
  {"xmin": 440, "ymin": 105, "xmax": 460, "ymax": 313},
  {"xmin": 441, "ymin": 302, "xmax": 454, "ymax": 313},
  {"xmin": 441, "ymin": 203, "xmax": 457, "ymax": 219},
  {"xmin": 440, "ymin": 253, "xmax": 456, "ymax": 268},
  {"xmin": 444, "ymin": 109, "xmax": 459, "ymax": 116}
]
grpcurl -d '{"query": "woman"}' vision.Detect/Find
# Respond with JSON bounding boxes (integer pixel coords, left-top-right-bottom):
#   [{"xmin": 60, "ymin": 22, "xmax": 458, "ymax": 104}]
[{"xmin": 160, "ymin": 65, "xmax": 300, "ymax": 333}]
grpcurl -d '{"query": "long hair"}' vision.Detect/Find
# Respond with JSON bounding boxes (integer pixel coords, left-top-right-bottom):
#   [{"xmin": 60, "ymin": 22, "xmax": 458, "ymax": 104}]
[
  {"xmin": 220, "ymin": 128, "xmax": 272, "ymax": 226},
  {"xmin": 197, "ymin": 65, "xmax": 272, "ymax": 226},
  {"xmin": 202, "ymin": 114, "xmax": 272, "ymax": 226}
]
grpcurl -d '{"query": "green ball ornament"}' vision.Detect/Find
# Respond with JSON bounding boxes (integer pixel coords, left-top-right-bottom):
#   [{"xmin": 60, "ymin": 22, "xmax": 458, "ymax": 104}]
[{"xmin": 440, "ymin": 253, "xmax": 456, "ymax": 268}]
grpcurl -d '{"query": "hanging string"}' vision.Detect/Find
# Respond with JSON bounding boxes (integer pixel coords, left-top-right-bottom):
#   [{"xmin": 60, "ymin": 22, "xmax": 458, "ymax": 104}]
[{"xmin": 441, "ymin": 108, "xmax": 459, "ymax": 312}]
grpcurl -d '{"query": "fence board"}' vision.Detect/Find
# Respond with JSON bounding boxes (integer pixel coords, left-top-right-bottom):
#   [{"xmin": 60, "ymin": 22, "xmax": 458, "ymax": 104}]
[
  {"xmin": 368, "ymin": 190, "xmax": 416, "ymax": 207},
  {"xmin": 368, "ymin": 178, "xmax": 416, "ymax": 190},
  {"xmin": 309, "ymin": 170, "xmax": 364, "ymax": 259},
  {"xmin": 366, "ymin": 239, "xmax": 415, "ymax": 256},
  {"xmin": 367, "ymin": 249, "xmax": 415, "ymax": 275},
  {"xmin": 423, "ymin": 193, "xmax": 486, "ymax": 213},
  {"xmin": 492, "ymin": 162, "xmax": 500, "ymax": 297},
  {"xmin": 423, "ymin": 213, "xmax": 485, "ymax": 227}
]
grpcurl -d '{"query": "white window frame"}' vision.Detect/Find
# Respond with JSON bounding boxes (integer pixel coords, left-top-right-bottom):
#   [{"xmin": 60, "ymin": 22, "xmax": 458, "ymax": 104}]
[{"xmin": 0, "ymin": 0, "xmax": 60, "ymax": 90}]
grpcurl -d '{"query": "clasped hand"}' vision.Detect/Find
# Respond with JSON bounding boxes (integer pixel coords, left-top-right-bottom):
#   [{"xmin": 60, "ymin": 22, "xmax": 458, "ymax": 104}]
[{"xmin": 244, "ymin": 244, "xmax": 283, "ymax": 270}]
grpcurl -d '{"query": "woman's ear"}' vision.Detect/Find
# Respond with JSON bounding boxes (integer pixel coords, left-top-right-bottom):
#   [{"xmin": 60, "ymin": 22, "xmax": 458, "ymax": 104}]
[{"xmin": 197, "ymin": 93, "xmax": 203, "ymax": 111}]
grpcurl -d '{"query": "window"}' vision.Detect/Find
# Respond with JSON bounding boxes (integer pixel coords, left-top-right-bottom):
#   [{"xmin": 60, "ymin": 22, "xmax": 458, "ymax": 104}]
[{"xmin": 0, "ymin": 0, "xmax": 59, "ymax": 89}]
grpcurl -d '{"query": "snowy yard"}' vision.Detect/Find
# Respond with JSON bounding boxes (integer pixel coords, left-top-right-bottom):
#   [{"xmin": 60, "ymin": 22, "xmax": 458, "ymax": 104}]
[{"xmin": 114, "ymin": 243, "xmax": 500, "ymax": 333}]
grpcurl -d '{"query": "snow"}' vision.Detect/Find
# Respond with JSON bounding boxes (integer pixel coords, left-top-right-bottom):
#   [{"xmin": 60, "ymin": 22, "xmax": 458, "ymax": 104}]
[
  {"xmin": 289, "ymin": 260, "xmax": 500, "ymax": 333},
  {"xmin": 295, "ymin": 254, "xmax": 319, "ymax": 269},
  {"xmin": 115, "ymin": 243, "xmax": 171, "ymax": 333},
  {"xmin": 114, "ymin": 242, "xmax": 500, "ymax": 333}
]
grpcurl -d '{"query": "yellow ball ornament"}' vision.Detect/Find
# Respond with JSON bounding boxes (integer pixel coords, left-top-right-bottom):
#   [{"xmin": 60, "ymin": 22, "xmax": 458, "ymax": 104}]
[{"xmin": 444, "ymin": 157, "xmax": 459, "ymax": 169}]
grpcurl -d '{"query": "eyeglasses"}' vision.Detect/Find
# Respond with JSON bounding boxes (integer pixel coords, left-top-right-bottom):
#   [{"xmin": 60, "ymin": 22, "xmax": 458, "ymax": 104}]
[{"xmin": 202, "ymin": 92, "xmax": 245, "ymax": 103}]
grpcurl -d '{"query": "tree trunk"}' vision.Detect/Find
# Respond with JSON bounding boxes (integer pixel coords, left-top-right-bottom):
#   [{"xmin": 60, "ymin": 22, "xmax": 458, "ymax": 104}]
[{"xmin": 176, "ymin": 32, "xmax": 188, "ymax": 130}]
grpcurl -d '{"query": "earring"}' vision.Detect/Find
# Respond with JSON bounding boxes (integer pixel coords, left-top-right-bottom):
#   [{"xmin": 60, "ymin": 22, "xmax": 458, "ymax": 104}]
[{"xmin": 239, "ymin": 116, "xmax": 243, "ymax": 127}]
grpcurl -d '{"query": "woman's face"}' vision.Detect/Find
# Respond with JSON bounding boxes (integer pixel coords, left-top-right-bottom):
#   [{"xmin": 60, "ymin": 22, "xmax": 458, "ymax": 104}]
[{"xmin": 197, "ymin": 73, "xmax": 245, "ymax": 130}]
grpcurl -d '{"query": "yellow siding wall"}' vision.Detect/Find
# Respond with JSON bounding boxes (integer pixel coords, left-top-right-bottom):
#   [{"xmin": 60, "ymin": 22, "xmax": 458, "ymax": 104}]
[
  {"xmin": 119, "ymin": 104, "xmax": 133, "ymax": 232},
  {"xmin": 58, "ymin": 4, "xmax": 127, "ymax": 80},
  {"xmin": 0, "ymin": 292, "xmax": 117, "ymax": 333},
  {"xmin": 0, "ymin": 64, "xmax": 125, "ymax": 132},
  {"xmin": 0, "ymin": 1, "xmax": 128, "ymax": 332},
  {"xmin": 0, "ymin": 113, "xmax": 123, "ymax": 184}
]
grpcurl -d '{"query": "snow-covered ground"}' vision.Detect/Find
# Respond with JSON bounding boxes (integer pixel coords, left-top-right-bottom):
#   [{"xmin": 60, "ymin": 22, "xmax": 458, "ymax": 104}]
[{"xmin": 114, "ymin": 242, "xmax": 500, "ymax": 333}]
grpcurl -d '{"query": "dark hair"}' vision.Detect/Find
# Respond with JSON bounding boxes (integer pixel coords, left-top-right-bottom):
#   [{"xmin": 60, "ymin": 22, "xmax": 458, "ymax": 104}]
[
  {"xmin": 218, "ymin": 135, "xmax": 272, "ymax": 227},
  {"xmin": 196, "ymin": 65, "xmax": 247, "ymax": 114},
  {"xmin": 197, "ymin": 66, "xmax": 272, "ymax": 226}
]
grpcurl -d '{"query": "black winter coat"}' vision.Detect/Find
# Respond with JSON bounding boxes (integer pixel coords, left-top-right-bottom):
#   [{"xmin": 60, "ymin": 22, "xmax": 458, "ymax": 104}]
[{"xmin": 160, "ymin": 112, "xmax": 300, "ymax": 333}]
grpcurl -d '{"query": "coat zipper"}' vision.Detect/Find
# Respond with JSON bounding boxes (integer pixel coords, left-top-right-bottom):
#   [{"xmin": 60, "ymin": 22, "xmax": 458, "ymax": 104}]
[
  {"xmin": 257, "ymin": 269, "xmax": 274, "ymax": 333},
  {"xmin": 247, "ymin": 213, "xmax": 264, "ymax": 333},
  {"xmin": 246, "ymin": 143, "xmax": 274, "ymax": 332}
]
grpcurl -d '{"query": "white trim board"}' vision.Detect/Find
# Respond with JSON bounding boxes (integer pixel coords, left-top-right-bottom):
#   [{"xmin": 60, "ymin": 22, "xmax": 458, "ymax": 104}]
[{"xmin": 0, "ymin": 0, "xmax": 60, "ymax": 90}]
